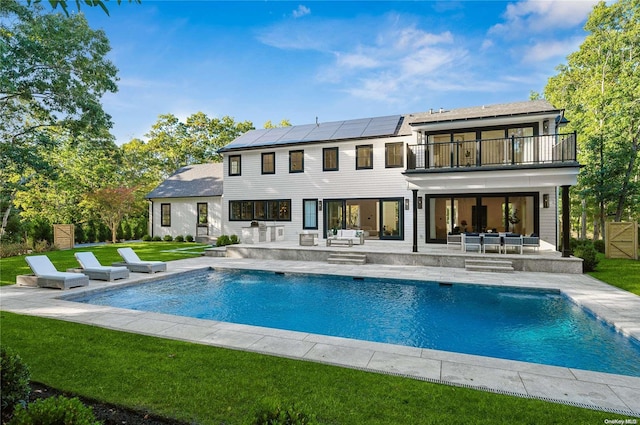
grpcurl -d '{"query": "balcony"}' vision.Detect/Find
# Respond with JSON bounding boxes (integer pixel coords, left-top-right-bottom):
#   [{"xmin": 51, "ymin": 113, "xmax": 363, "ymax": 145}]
[{"xmin": 406, "ymin": 132, "xmax": 577, "ymax": 171}]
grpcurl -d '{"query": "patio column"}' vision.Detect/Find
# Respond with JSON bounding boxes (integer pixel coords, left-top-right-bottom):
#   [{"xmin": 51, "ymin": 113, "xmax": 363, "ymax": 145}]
[
  {"xmin": 412, "ymin": 189, "xmax": 418, "ymax": 253},
  {"xmin": 561, "ymin": 185, "xmax": 572, "ymax": 257}
]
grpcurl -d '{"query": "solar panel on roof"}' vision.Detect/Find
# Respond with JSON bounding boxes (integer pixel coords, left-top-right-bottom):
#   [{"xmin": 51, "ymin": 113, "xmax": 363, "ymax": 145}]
[{"xmin": 219, "ymin": 115, "xmax": 402, "ymax": 152}]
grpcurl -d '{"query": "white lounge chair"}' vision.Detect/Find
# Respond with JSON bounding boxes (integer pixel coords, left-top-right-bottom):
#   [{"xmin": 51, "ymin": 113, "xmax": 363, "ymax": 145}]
[
  {"xmin": 75, "ymin": 252, "xmax": 130, "ymax": 281},
  {"xmin": 114, "ymin": 248, "xmax": 167, "ymax": 273},
  {"xmin": 23, "ymin": 255, "xmax": 89, "ymax": 290}
]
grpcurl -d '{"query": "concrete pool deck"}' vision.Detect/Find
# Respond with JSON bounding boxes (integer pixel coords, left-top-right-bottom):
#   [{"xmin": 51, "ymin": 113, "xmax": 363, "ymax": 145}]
[{"xmin": 1, "ymin": 256, "xmax": 639, "ymax": 417}]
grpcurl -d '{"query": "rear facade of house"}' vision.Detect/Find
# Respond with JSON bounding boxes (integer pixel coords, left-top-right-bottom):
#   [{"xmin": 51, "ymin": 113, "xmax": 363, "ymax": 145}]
[{"xmin": 215, "ymin": 100, "xmax": 580, "ymax": 250}]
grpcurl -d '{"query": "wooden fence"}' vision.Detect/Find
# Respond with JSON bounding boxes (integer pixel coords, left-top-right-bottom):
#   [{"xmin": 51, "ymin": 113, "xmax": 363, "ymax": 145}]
[
  {"xmin": 605, "ymin": 221, "xmax": 638, "ymax": 260},
  {"xmin": 53, "ymin": 224, "xmax": 75, "ymax": 250}
]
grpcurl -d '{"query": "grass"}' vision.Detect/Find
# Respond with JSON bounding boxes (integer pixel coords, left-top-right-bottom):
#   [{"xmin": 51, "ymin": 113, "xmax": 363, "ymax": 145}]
[
  {"xmin": 0, "ymin": 312, "xmax": 621, "ymax": 425},
  {"xmin": 1, "ymin": 243, "xmax": 638, "ymax": 423},
  {"xmin": 588, "ymin": 254, "xmax": 640, "ymax": 295},
  {"xmin": 0, "ymin": 242, "xmax": 209, "ymax": 286}
]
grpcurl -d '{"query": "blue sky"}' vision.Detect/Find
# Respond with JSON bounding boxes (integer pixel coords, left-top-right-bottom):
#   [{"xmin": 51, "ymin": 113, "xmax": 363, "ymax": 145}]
[{"xmin": 80, "ymin": 1, "xmax": 598, "ymax": 145}]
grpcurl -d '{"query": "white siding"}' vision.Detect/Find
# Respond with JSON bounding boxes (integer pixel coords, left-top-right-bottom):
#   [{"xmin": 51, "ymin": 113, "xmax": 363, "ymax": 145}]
[
  {"xmin": 149, "ymin": 197, "xmax": 222, "ymax": 239},
  {"xmin": 222, "ymin": 136, "xmax": 415, "ymax": 242}
]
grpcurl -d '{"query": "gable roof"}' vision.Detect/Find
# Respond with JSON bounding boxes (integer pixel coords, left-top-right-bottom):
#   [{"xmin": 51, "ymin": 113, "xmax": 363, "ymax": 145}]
[
  {"xmin": 219, "ymin": 115, "xmax": 403, "ymax": 152},
  {"xmin": 146, "ymin": 163, "xmax": 223, "ymax": 199}
]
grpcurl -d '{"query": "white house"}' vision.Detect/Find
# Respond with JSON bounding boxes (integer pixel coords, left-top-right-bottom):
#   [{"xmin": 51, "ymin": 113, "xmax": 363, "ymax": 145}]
[
  {"xmin": 146, "ymin": 163, "xmax": 223, "ymax": 242},
  {"xmin": 218, "ymin": 100, "xmax": 579, "ymax": 254}
]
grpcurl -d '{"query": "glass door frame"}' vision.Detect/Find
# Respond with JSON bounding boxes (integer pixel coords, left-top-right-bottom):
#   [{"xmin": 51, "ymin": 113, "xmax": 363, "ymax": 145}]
[{"xmin": 425, "ymin": 192, "xmax": 539, "ymax": 243}]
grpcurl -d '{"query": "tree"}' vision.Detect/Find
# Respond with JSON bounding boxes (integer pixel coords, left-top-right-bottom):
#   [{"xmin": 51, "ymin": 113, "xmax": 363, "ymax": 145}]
[
  {"xmin": 264, "ymin": 119, "xmax": 292, "ymax": 129},
  {"xmin": 26, "ymin": 0, "xmax": 140, "ymax": 16},
  {"xmin": 0, "ymin": 0, "xmax": 118, "ymax": 236},
  {"xmin": 81, "ymin": 187, "xmax": 136, "ymax": 243},
  {"xmin": 142, "ymin": 113, "xmax": 253, "ymax": 178},
  {"xmin": 545, "ymin": 0, "xmax": 640, "ymax": 236}
]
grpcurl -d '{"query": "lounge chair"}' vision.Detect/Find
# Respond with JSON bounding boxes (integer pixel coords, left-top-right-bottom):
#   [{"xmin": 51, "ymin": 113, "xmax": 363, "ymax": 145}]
[
  {"xmin": 114, "ymin": 247, "xmax": 167, "ymax": 273},
  {"xmin": 23, "ymin": 255, "xmax": 89, "ymax": 290},
  {"xmin": 74, "ymin": 252, "xmax": 130, "ymax": 281}
]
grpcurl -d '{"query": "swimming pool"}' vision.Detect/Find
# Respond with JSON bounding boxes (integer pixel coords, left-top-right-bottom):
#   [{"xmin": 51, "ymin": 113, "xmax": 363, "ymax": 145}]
[{"xmin": 66, "ymin": 268, "xmax": 640, "ymax": 377}]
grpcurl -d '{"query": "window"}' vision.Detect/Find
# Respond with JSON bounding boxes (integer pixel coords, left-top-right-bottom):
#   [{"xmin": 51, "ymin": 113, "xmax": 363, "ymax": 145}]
[
  {"xmin": 161, "ymin": 203, "xmax": 171, "ymax": 227},
  {"xmin": 323, "ymin": 147, "xmax": 339, "ymax": 171},
  {"xmin": 303, "ymin": 199, "xmax": 318, "ymax": 229},
  {"xmin": 356, "ymin": 145, "xmax": 373, "ymax": 169},
  {"xmin": 229, "ymin": 155, "xmax": 241, "ymax": 176},
  {"xmin": 385, "ymin": 142, "xmax": 404, "ymax": 168},
  {"xmin": 289, "ymin": 150, "xmax": 304, "ymax": 173},
  {"xmin": 197, "ymin": 203, "xmax": 208, "ymax": 226},
  {"xmin": 229, "ymin": 199, "xmax": 292, "ymax": 221},
  {"xmin": 262, "ymin": 152, "xmax": 275, "ymax": 174}
]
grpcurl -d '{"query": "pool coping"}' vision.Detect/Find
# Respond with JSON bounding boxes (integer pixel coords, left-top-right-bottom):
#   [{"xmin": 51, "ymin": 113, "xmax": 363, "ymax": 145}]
[{"xmin": 1, "ymin": 256, "xmax": 639, "ymax": 417}]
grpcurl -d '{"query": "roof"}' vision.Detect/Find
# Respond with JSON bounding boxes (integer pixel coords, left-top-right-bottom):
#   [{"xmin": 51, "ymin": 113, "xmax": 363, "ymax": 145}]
[
  {"xmin": 399, "ymin": 100, "xmax": 561, "ymax": 134},
  {"xmin": 146, "ymin": 163, "xmax": 223, "ymax": 199},
  {"xmin": 219, "ymin": 115, "xmax": 403, "ymax": 152},
  {"xmin": 217, "ymin": 100, "xmax": 562, "ymax": 153}
]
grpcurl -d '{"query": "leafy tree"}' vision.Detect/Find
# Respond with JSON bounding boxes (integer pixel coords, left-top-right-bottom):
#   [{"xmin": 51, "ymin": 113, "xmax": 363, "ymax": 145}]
[
  {"xmin": 0, "ymin": 0, "xmax": 118, "ymax": 236},
  {"xmin": 142, "ymin": 112, "xmax": 253, "ymax": 178},
  {"xmin": 27, "ymin": 0, "xmax": 140, "ymax": 16},
  {"xmin": 545, "ymin": 0, "xmax": 640, "ymax": 237},
  {"xmin": 80, "ymin": 186, "xmax": 137, "ymax": 243},
  {"xmin": 264, "ymin": 119, "xmax": 292, "ymax": 129}
]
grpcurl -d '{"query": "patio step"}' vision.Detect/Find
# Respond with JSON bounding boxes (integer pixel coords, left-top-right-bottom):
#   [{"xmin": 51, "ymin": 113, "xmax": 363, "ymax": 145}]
[
  {"xmin": 327, "ymin": 253, "xmax": 367, "ymax": 265},
  {"xmin": 465, "ymin": 259, "xmax": 514, "ymax": 273}
]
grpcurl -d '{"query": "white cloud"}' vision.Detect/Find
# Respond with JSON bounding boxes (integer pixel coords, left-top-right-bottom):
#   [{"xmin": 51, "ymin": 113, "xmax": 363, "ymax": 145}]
[
  {"xmin": 292, "ymin": 5, "xmax": 311, "ymax": 18},
  {"xmin": 520, "ymin": 36, "xmax": 584, "ymax": 63},
  {"xmin": 489, "ymin": 0, "xmax": 598, "ymax": 36}
]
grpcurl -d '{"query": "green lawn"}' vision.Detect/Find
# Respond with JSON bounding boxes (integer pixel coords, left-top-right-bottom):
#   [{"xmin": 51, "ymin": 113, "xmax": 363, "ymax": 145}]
[
  {"xmin": 1, "ymin": 243, "xmax": 638, "ymax": 423},
  {"xmin": 589, "ymin": 254, "xmax": 640, "ymax": 295},
  {"xmin": 0, "ymin": 312, "xmax": 620, "ymax": 424}
]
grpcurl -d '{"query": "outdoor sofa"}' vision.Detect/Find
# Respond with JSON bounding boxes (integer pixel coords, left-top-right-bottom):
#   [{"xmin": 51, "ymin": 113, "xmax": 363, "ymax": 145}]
[{"xmin": 326, "ymin": 229, "xmax": 365, "ymax": 246}]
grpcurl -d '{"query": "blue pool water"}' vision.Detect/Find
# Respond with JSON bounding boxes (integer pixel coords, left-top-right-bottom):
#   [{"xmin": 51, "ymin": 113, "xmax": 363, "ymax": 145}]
[{"xmin": 66, "ymin": 269, "xmax": 640, "ymax": 377}]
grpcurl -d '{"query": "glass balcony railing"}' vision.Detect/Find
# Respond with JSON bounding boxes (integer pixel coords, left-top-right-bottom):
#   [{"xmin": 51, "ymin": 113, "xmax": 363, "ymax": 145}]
[{"xmin": 406, "ymin": 132, "xmax": 577, "ymax": 171}]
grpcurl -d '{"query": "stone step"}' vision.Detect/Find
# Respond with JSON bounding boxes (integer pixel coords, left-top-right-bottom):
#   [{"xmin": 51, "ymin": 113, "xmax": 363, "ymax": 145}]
[
  {"xmin": 465, "ymin": 259, "xmax": 514, "ymax": 273},
  {"xmin": 327, "ymin": 253, "xmax": 367, "ymax": 265}
]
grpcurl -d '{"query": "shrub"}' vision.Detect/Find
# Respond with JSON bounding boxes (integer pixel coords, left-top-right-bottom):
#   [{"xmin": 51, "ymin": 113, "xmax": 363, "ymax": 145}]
[
  {"xmin": 185, "ymin": 234, "xmax": 194, "ymax": 242},
  {"xmin": 8, "ymin": 396, "xmax": 100, "ymax": 425},
  {"xmin": 252, "ymin": 402, "xmax": 317, "ymax": 425},
  {"xmin": 163, "ymin": 235, "xmax": 173, "ymax": 242},
  {"xmin": 174, "ymin": 235, "xmax": 184, "ymax": 242},
  {"xmin": 0, "ymin": 242, "xmax": 30, "ymax": 259},
  {"xmin": 33, "ymin": 240, "xmax": 54, "ymax": 253},
  {"xmin": 229, "ymin": 234, "xmax": 239, "ymax": 244},
  {"xmin": 152, "ymin": 236, "xmax": 162, "ymax": 242},
  {"xmin": 216, "ymin": 235, "xmax": 231, "ymax": 247},
  {"xmin": 573, "ymin": 240, "xmax": 599, "ymax": 272},
  {"xmin": 142, "ymin": 234, "xmax": 152, "ymax": 242},
  {"xmin": 593, "ymin": 239, "xmax": 605, "ymax": 254},
  {"xmin": 1, "ymin": 347, "xmax": 31, "ymax": 418}
]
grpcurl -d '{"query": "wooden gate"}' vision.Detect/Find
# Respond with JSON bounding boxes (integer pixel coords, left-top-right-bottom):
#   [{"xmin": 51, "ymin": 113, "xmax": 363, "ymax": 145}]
[
  {"xmin": 605, "ymin": 221, "xmax": 638, "ymax": 260},
  {"xmin": 53, "ymin": 224, "xmax": 75, "ymax": 250}
]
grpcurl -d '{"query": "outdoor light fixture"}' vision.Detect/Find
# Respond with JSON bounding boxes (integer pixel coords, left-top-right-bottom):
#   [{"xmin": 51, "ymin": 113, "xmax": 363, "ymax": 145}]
[
  {"xmin": 405, "ymin": 199, "xmax": 410, "ymax": 210},
  {"xmin": 543, "ymin": 194, "xmax": 549, "ymax": 208},
  {"xmin": 318, "ymin": 200, "xmax": 322, "ymax": 211},
  {"xmin": 417, "ymin": 196, "xmax": 423, "ymax": 209}
]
